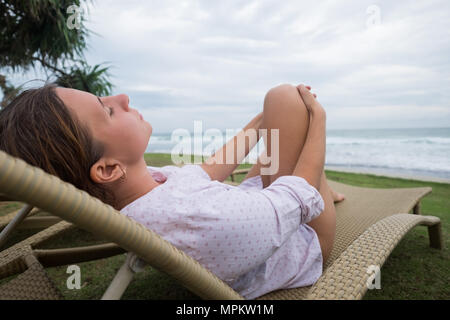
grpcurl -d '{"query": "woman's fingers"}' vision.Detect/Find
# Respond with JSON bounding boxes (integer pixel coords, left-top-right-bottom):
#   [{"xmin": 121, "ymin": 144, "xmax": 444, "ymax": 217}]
[
  {"xmin": 297, "ymin": 84, "xmax": 316, "ymax": 107},
  {"xmin": 303, "ymin": 85, "xmax": 317, "ymax": 98},
  {"xmin": 297, "ymin": 84, "xmax": 317, "ymax": 98},
  {"xmin": 306, "ymin": 86, "xmax": 317, "ymax": 98},
  {"xmin": 297, "ymin": 84, "xmax": 326, "ymax": 116}
]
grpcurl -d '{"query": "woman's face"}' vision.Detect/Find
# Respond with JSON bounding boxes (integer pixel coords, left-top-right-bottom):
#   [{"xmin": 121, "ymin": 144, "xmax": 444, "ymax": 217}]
[{"xmin": 56, "ymin": 87, "xmax": 152, "ymax": 165}]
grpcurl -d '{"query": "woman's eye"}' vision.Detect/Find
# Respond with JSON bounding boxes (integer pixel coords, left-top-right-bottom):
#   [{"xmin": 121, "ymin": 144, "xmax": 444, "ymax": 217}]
[{"xmin": 108, "ymin": 106, "xmax": 113, "ymax": 116}]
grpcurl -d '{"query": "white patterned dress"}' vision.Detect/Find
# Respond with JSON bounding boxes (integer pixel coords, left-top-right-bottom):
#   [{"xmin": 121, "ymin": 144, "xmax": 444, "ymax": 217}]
[{"xmin": 120, "ymin": 164, "xmax": 324, "ymax": 299}]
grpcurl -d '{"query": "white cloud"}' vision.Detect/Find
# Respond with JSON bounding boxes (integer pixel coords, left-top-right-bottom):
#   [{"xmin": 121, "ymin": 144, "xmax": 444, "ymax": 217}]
[
  {"xmin": 3, "ymin": 0, "xmax": 450, "ymax": 132},
  {"xmin": 198, "ymin": 36, "xmax": 278, "ymax": 49},
  {"xmin": 233, "ymin": 1, "xmax": 261, "ymax": 22},
  {"xmin": 327, "ymin": 105, "xmax": 450, "ymax": 129}
]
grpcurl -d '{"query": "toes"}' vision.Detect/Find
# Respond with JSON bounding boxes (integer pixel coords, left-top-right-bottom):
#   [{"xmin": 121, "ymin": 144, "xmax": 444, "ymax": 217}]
[{"xmin": 331, "ymin": 189, "xmax": 346, "ymax": 203}]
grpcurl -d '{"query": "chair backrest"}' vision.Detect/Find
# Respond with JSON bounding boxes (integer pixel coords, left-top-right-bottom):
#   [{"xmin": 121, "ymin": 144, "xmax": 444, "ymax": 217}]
[{"xmin": 0, "ymin": 150, "xmax": 243, "ymax": 300}]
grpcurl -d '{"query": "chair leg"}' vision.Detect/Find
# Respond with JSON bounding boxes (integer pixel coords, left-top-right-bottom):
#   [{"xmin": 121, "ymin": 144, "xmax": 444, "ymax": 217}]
[
  {"xmin": 412, "ymin": 202, "xmax": 442, "ymax": 249},
  {"xmin": 0, "ymin": 204, "xmax": 34, "ymax": 248},
  {"xmin": 428, "ymin": 222, "xmax": 443, "ymax": 250},
  {"xmin": 101, "ymin": 252, "xmax": 146, "ymax": 300},
  {"xmin": 419, "ymin": 216, "xmax": 443, "ymax": 250},
  {"xmin": 413, "ymin": 202, "xmax": 421, "ymax": 215}
]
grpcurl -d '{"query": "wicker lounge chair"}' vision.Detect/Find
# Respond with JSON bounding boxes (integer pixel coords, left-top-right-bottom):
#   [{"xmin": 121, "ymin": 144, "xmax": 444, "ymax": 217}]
[{"xmin": 0, "ymin": 150, "xmax": 443, "ymax": 300}]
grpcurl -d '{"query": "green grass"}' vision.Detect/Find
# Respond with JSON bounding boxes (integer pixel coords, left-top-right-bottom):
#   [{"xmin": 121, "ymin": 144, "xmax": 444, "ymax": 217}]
[{"xmin": 0, "ymin": 153, "xmax": 448, "ymax": 300}]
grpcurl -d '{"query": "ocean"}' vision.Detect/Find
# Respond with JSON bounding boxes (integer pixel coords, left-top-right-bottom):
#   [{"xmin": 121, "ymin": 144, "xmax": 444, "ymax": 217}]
[{"xmin": 146, "ymin": 127, "xmax": 450, "ymax": 183}]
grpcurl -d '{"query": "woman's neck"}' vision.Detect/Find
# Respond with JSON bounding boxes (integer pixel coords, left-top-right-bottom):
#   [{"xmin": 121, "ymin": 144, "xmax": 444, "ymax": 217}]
[{"xmin": 112, "ymin": 158, "xmax": 162, "ymax": 211}]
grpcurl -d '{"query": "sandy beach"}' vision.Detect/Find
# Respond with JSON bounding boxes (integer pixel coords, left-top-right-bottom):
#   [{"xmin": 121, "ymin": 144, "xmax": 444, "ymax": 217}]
[{"xmin": 325, "ymin": 165, "xmax": 450, "ymax": 184}]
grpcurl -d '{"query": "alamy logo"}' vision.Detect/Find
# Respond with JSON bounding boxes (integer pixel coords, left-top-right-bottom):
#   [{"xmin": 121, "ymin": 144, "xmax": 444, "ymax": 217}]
[
  {"xmin": 170, "ymin": 121, "xmax": 280, "ymax": 176},
  {"xmin": 366, "ymin": 5, "xmax": 382, "ymax": 28},
  {"xmin": 66, "ymin": 265, "xmax": 81, "ymax": 289},
  {"xmin": 366, "ymin": 265, "xmax": 381, "ymax": 289},
  {"xmin": 66, "ymin": 5, "xmax": 82, "ymax": 30}
]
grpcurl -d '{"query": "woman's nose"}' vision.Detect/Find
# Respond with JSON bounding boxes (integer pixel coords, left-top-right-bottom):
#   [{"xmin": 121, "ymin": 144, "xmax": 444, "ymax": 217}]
[{"xmin": 116, "ymin": 94, "xmax": 130, "ymax": 111}]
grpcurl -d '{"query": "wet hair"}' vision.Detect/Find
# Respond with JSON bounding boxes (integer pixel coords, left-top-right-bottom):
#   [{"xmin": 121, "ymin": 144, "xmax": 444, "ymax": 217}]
[{"xmin": 0, "ymin": 84, "xmax": 116, "ymax": 207}]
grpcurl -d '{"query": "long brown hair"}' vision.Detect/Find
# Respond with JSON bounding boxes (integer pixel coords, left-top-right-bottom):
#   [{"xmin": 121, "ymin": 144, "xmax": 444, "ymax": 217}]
[{"xmin": 0, "ymin": 84, "xmax": 116, "ymax": 207}]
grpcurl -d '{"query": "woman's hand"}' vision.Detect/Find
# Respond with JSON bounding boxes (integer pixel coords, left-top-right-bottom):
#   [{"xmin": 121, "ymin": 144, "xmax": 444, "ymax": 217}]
[
  {"xmin": 303, "ymin": 85, "xmax": 317, "ymax": 98},
  {"xmin": 296, "ymin": 84, "xmax": 326, "ymax": 118}
]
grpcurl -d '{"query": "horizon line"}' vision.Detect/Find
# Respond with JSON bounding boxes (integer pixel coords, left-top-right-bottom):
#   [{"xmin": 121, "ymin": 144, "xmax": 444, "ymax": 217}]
[{"xmin": 152, "ymin": 126, "xmax": 450, "ymax": 134}]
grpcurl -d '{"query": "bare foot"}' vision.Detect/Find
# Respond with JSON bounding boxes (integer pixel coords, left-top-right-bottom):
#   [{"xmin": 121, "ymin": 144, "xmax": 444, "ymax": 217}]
[{"xmin": 330, "ymin": 188, "xmax": 346, "ymax": 203}]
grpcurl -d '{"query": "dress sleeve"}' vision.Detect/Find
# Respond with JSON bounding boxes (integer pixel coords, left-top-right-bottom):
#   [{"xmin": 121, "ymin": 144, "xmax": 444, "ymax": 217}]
[
  {"xmin": 260, "ymin": 175, "xmax": 325, "ymax": 225},
  {"xmin": 177, "ymin": 175, "xmax": 324, "ymax": 281}
]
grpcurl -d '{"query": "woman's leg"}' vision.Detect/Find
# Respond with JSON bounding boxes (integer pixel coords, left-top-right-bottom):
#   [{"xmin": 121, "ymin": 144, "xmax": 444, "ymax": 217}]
[
  {"xmin": 307, "ymin": 170, "xmax": 336, "ymax": 263},
  {"xmin": 243, "ymin": 84, "xmax": 310, "ymax": 187},
  {"xmin": 242, "ymin": 83, "xmax": 337, "ymax": 264}
]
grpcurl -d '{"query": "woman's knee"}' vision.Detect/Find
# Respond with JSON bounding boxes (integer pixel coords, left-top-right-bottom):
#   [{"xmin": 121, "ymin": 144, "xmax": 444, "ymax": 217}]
[{"xmin": 263, "ymin": 83, "xmax": 309, "ymax": 120}]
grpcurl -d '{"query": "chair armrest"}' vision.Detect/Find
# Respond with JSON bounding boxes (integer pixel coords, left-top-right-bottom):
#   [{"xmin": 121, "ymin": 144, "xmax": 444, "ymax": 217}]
[
  {"xmin": 305, "ymin": 213, "xmax": 442, "ymax": 300},
  {"xmin": 0, "ymin": 150, "xmax": 244, "ymax": 300}
]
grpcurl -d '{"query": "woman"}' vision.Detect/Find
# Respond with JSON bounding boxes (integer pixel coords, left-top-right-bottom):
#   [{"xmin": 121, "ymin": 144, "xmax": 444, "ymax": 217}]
[{"xmin": 0, "ymin": 83, "xmax": 344, "ymax": 299}]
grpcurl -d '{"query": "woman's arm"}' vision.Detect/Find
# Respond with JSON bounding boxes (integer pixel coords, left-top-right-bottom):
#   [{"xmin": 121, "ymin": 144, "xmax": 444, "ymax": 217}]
[
  {"xmin": 201, "ymin": 112, "xmax": 263, "ymax": 182},
  {"xmin": 292, "ymin": 85, "xmax": 326, "ymax": 190}
]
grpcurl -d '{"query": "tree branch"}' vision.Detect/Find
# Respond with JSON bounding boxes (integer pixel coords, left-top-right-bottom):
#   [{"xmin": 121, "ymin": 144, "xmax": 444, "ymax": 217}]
[{"xmin": 31, "ymin": 56, "xmax": 67, "ymax": 76}]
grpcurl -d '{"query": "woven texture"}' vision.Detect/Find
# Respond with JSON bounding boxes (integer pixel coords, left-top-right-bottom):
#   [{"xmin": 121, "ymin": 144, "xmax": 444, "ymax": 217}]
[
  {"xmin": 0, "ymin": 221, "xmax": 74, "ymax": 279},
  {"xmin": 325, "ymin": 180, "xmax": 431, "ymax": 268},
  {"xmin": 306, "ymin": 214, "xmax": 440, "ymax": 299},
  {"xmin": 0, "ymin": 151, "xmax": 438, "ymax": 300},
  {"xmin": 0, "ymin": 258, "xmax": 62, "ymax": 300},
  {"xmin": 257, "ymin": 181, "xmax": 432, "ymax": 300}
]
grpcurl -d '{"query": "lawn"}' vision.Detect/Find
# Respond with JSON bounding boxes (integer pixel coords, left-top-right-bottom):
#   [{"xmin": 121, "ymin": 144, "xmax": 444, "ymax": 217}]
[{"xmin": 0, "ymin": 152, "xmax": 448, "ymax": 300}]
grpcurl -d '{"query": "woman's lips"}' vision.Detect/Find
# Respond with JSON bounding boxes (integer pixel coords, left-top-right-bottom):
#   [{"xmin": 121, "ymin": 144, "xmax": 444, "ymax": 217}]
[{"xmin": 132, "ymin": 107, "xmax": 143, "ymax": 120}]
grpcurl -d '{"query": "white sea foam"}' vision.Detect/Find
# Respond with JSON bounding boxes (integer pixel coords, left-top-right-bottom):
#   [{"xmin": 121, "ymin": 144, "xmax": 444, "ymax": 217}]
[{"xmin": 146, "ymin": 127, "xmax": 450, "ymax": 181}]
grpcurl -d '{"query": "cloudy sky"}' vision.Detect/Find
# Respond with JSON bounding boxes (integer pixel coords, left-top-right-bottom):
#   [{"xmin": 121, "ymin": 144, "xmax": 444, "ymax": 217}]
[{"xmin": 8, "ymin": 0, "xmax": 450, "ymax": 133}]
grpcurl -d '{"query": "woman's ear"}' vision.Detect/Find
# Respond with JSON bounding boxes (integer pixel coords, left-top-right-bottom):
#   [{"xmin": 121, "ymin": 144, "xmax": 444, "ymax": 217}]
[{"xmin": 90, "ymin": 158, "xmax": 125, "ymax": 184}]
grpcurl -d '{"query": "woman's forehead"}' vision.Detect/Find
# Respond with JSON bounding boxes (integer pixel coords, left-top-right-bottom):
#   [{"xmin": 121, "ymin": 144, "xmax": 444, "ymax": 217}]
[
  {"xmin": 55, "ymin": 87, "xmax": 93, "ymax": 103},
  {"xmin": 55, "ymin": 87, "xmax": 100, "ymax": 112},
  {"xmin": 55, "ymin": 87, "xmax": 106, "ymax": 124}
]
